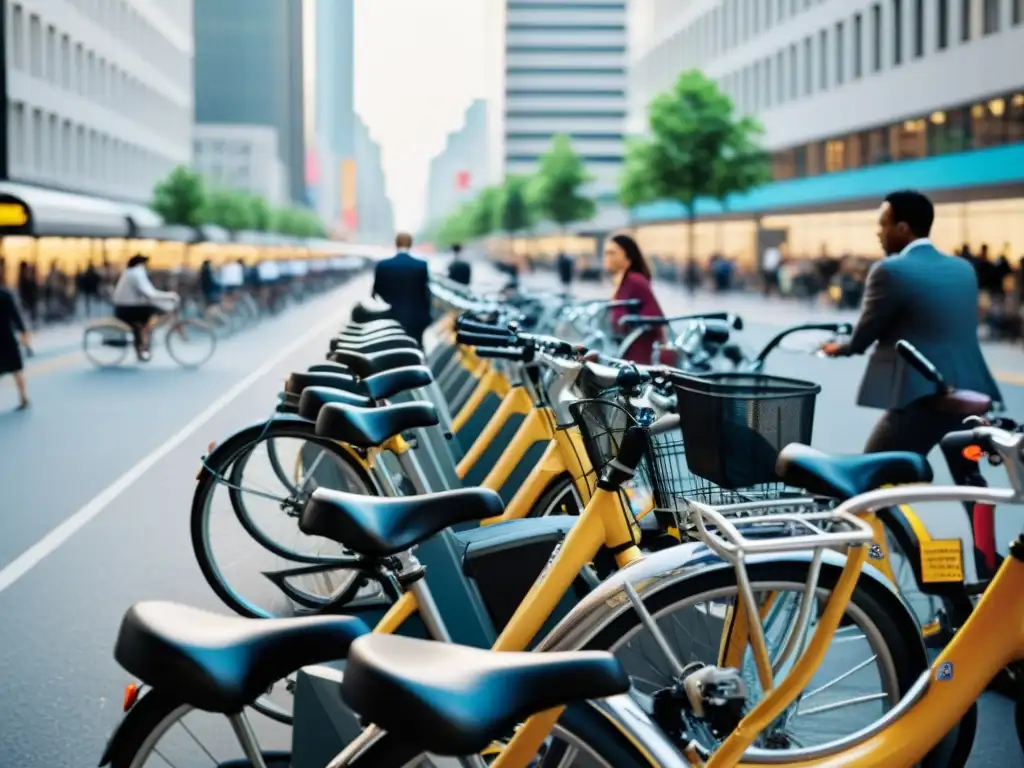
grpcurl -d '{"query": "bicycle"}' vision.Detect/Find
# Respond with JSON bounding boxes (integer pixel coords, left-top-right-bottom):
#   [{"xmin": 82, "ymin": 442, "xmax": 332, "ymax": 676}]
[{"xmin": 83, "ymin": 300, "xmax": 217, "ymax": 369}]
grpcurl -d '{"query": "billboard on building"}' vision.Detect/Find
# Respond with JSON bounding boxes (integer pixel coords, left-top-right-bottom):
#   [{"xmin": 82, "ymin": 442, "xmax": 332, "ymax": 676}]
[{"xmin": 341, "ymin": 158, "xmax": 358, "ymax": 230}]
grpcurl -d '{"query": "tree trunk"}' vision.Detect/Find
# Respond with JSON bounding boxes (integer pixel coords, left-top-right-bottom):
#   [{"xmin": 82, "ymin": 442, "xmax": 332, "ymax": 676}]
[{"xmin": 683, "ymin": 208, "xmax": 696, "ymax": 284}]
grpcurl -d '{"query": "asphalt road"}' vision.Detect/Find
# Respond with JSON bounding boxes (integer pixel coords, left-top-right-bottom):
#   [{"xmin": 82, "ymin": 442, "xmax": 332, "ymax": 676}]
[{"xmin": 0, "ymin": 261, "xmax": 1020, "ymax": 766}]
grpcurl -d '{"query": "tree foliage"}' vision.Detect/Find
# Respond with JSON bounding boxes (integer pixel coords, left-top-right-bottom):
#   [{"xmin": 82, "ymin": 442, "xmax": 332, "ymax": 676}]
[
  {"xmin": 150, "ymin": 167, "xmax": 325, "ymax": 238},
  {"xmin": 619, "ymin": 70, "xmax": 770, "ymax": 254},
  {"xmin": 531, "ymin": 134, "xmax": 595, "ymax": 229},
  {"xmin": 496, "ymin": 175, "xmax": 534, "ymax": 235},
  {"xmin": 151, "ymin": 166, "xmax": 206, "ymax": 227}
]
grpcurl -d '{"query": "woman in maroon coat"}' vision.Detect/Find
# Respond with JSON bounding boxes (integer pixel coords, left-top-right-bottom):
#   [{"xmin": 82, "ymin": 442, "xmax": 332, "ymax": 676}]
[{"xmin": 605, "ymin": 233, "xmax": 666, "ymax": 364}]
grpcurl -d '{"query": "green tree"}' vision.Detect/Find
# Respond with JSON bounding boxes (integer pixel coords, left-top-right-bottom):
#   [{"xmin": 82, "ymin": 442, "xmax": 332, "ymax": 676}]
[
  {"xmin": 467, "ymin": 186, "xmax": 501, "ymax": 239},
  {"xmin": 201, "ymin": 188, "xmax": 256, "ymax": 232},
  {"xmin": 435, "ymin": 204, "xmax": 474, "ymax": 248},
  {"xmin": 620, "ymin": 69, "xmax": 770, "ymax": 260},
  {"xmin": 246, "ymin": 194, "xmax": 274, "ymax": 231},
  {"xmin": 272, "ymin": 206, "xmax": 324, "ymax": 238},
  {"xmin": 495, "ymin": 175, "xmax": 534, "ymax": 242},
  {"xmin": 531, "ymin": 134, "xmax": 595, "ymax": 236},
  {"xmin": 151, "ymin": 166, "xmax": 206, "ymax": 227}
]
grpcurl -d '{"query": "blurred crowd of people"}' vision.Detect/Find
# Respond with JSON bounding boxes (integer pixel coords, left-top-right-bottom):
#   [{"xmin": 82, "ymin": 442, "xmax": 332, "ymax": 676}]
[{"xmin": 0, "ymin": 257, "xmax": 114, "ymax": 328}]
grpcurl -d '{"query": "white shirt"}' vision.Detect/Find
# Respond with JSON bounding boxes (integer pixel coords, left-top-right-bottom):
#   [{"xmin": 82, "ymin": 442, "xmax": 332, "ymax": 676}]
[
  {"xmin": 762, "ymin": 247, "xmax": 781, "ymax": 271},
  {"xmin": 112, "ymin": 265, "xmax": 176, "ymax": 308},
  {"xmin": 898, "ymin": 237, "xmax": 932, "ymax": 256},
  {"xmin": 257, "ymin": 260, "xmax": 280, "ymax": 280},
  {"xmin": 218, "ymin": 262, "xmax": 245, "ymax": 287}
]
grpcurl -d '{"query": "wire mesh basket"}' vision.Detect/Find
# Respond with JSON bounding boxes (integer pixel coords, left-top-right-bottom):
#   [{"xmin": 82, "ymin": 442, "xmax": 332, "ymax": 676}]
[{"xmin": 668, "ymin": 371, "xmax": 821, "ymax": 490}]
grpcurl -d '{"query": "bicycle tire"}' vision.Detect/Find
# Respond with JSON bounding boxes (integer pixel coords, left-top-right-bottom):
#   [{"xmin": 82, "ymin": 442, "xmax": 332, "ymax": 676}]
[
  {"xmin": 100, "ymin": 688, "xmax": 291, "ymax": 768},
  {"xmin": 191, "ymin": 418, "xmax": 375, "ymax": 619},
  {"xmin": 165, "ymin": 319, "xmax": 217, "ymax": 368},
  {"xmin": 340, "ymin": 701, "xmax": 654, "ymax": 767},
  {"xmin": 527, "ymin": 473, "xmax": 583, "ymax": 518},
  {"xmin": 83, "ymin": 321, "xmax": 131, "ymax": 367},
  {"xmin": 580, "ymin": 559, "xmax": 972, "ymax": 765}
]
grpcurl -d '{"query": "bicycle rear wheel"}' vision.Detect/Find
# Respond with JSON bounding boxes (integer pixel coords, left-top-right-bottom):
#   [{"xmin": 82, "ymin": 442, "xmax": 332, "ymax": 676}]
[
  {"xmin": 166, "ymin": 319, "xmax": 217, "ymax": 368},
  {"xmin": 83, "ymin": 321, "xmax": 132, "ymax": 367}
]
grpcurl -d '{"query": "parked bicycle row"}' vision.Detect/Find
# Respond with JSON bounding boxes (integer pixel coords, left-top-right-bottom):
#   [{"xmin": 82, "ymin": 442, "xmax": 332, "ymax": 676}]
[{"xmin": 96, "ymin": 273, "xmax": 1024, "ymax": 767}]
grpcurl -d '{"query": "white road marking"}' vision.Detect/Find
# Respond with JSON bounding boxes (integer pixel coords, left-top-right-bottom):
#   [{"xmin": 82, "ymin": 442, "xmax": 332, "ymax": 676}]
[{"xmin": 0, "ymin": 305, "xmax": 348, "ymax": 596}]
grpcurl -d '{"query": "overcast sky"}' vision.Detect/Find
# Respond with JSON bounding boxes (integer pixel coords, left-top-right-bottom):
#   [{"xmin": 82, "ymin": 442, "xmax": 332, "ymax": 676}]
[{"xmin": 354, "ymin": 0, "xmax": 491, "ymax": 231}]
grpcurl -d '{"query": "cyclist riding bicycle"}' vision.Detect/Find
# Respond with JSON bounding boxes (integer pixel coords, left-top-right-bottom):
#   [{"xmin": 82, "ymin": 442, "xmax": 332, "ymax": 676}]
[{"xmin": 111, "ymin": 254, "xmax": 179, "ymax": 362}]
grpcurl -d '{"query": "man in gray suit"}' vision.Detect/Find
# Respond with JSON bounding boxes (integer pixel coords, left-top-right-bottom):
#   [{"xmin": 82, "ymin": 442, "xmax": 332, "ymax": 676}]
[{"xmin": 824, "ymin": 190, "xmax": 1001, "ymax": 469}]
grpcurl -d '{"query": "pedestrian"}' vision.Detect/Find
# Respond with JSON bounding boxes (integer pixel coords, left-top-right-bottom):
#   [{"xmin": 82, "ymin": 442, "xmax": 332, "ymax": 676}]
[
  {"xmin": 0, "ymin": 283, "xmax": 31, "ymax": 410},
  {"xmin": 604, "ymin": 232, "xmax": 667, "ymax": 364},
  {"xmin": 80, "ymin": 261, "xmax": 101, "ymax": 317},
  {"xmin": 761, "ymin": 244, "xmax": 781, "ymax": 296},
  {"xmin": 447, "ymin": 243, "xmax": 471, "ymax": 286},
  {"xmin": 822, "ymin": 189, "xmax": 1001, "ymax": 479},
  {"xmin": 372, "ymin": 232, "xmax": 432, "ymax": 346},
  {"xmin": 556, "ymin": 251, "xmax": 574, "ymax": 291},
  {"xmin": 17, "ymin": 261, "xmax": 38, "ymax": 328},
  {"xmin": 683, "ymin": 257, "xmax": 701, "ymax": 296}
]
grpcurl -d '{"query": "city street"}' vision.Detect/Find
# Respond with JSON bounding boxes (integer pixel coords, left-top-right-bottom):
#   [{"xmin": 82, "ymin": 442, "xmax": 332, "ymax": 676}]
[{"xmin": 0, "ymin": 262, "xmax": 1020, "ymax": 765}]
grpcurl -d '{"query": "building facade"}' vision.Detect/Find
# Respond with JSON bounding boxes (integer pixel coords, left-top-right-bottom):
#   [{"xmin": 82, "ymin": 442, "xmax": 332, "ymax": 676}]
[
  {"xmin": 193, "ymin": 0, "xmax": 306, "ymax": 205},
  {"xmin": 3, "ymin": 0, "xmax": 194, "ymax": 202},
  {"xmin": 192, "ymin": 124, "xmax": 287, "ymax": 206},
  {"xmin": 503, "ymin": 0, "xmax": 628, "ymax": 206},
  {"xmin": 425, "ymin": 99, "xmax": 490, "ymax": 229},
  {"xmin": 353, "ymin": 114, "xmax": 395, "ymax": 242},
  {"xmin": 628, "ymin": 0, "xmax": 1024, "ymax": 264}
]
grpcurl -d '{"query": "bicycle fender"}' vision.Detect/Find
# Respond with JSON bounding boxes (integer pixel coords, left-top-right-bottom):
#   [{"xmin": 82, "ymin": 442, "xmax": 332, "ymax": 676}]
[{"xmin": 536, "ymin": 543, "xmax": 920, "ymax": 655}]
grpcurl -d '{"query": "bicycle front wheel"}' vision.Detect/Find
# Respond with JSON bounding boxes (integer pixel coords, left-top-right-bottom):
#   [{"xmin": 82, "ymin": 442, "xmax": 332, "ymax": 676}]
[
  {"xmin": 166, "ymin": 319, "xmax": 217, "ymax": 368},
  {"xmin": 341, "ymin": 702, "xmax": 654, "ymax": 767},
  {"xmin": 584, "ymin": 559, "xmax": 929, "ymax": 756}
]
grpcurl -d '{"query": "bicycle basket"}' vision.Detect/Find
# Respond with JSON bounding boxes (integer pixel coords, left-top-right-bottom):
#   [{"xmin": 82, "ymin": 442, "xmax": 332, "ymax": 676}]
[
  {"xmin": 567, "ymin": 398, "xmax": 682, "ymax": 509},
  {"xmin": 669, "ymin": 372, "xmax": 820, "ymax": 490}
]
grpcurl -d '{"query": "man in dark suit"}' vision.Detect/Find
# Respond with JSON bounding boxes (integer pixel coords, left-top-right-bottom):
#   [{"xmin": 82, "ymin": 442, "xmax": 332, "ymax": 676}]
[
  {"xmin": 372, "ymin": 232, "xmax": 432, "ymax": 346},
  {"xmin": 447, "ymin": 243, "xmax": 471, "ymax": 285},
  {"xmin": 824, "ymin": 190, "xmax": 1001, "ymax": 469}
]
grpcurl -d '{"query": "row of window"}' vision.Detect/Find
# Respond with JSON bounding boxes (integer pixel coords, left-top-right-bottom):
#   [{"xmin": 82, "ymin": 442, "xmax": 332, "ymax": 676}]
[
  {"xmin": 639, "ymin": 0, "xmax": 1023, "ymax": 115},
  {"xmin": 6, "ymin": 2, "xmax": 188, "ymax": 139},
  {"xmin": 6, "ymin": 101, "xmax": 174, "ymax": 197},
  {"xmin": 63, "ymin": 0, "xmax": 188, "ymax": 85},
  {"xmin": 771, "ymin": 91, "xmax": 1024, "ymax": 179}
]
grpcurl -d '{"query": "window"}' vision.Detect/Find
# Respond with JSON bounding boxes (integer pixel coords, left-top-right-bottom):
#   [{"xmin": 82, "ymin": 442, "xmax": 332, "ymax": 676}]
[
  {"xmin": 892, "ymin": 0, "xmax": 903, "ymax": 65},
  {"xmin": 835, "ymin": 21, "xmax": 845, "ymax": 84},
  {"xmin": 789, "ymin": 43, "xmax": 798, "ymax": 99},
  {"xmin": 61, "ymin": 120, "xmax": 72, "ymax": 175},
  {"xmin": 31, "ymin": 108, "xmax": 42, "ymax": 172},
  {"xmin": 60, "ymin": 34, "xmax": 70, "ymax": 88},
  {"xmin": 803, "ymin": 35, "xmax": 813, "ymax": 94},
  {"xmin": 76, "ymin": 125, "xmax": 86, "ymax": 178},
  {"xmin": 45, "ymin": 25, "xmax": 56, "ymax": 81},
  {"xmin": 765, "ymin": 0, "xmax": 773, "ymax": 28},
  {"xmin": 825, "ymin": 139, "xmax": 846, "ymax": 172},
  {"xmin": 913, "ymin": 0, "xmax": 925, "ymax": 56},
  {"xmin": 1015, "ymin": 0, "xmax": 1023, "ymax": 25},
  {"xmin": 938, "ymin": 0, "xmax": 950, "ymax": 47},
  {"xmin": 28, "ymin": 13, "xmax": 41, "ymax": 76},
  {"xmin": 819, "ymin": 28, "xmax": 828, "ymax": 89},
  {"xmin": 961, "ymin": 0, "xmax": 971, "ymax": 41},
  {"xmin": 10, "ymin": 103, "xmax": 26, "ymax": 171},
  {"xmin": 74, "ymin": 44, "xmax": 84, "ymax": 92},
  {"xmin": 871, "ymin": 3, "xmax": 883, "ymax": 71},
  {"xmin": 853, "ymin": 13, "xmax": 864, "ymax": 78},
  {"xmin": 776, "ymin": 50, "xmax": 785, "ymax": 103},
  {"xmin": 47, "ymin": 114, "xmax": 58, "ymax": 175},
  {"xmin": 10, "ymin": 6, "xmax": 23, "ymax": 71},
  {"xmin": 983, "ymin": 0, "xmax": 1000, "ymax": 34},
  {"xmin": 87, "ymin": 51, "xmax": 95, "ymax": 97},
  {"xmin": 764, "ymin": 56, "xmax": 773, "ymax": 107}
]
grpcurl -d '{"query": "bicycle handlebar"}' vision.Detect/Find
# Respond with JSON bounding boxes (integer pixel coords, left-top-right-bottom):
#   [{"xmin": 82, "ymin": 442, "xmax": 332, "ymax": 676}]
[
  {"xmin": 894, "ymin": 340, "xmax": 946, "ymax": 390},
  {"xmin": 619, "ymin": 311, "xmax": 742, "ymax": 330},
  {"xmin": 456, "ymin": 331, "xmax": 517, "ymax": 347},
  {"xmin": 474, "ymin": 346, "xmax": 531, "ymax": 362},
  {"xmin": 755, "ymin": 322, "xmax": 853, "ymax": 363}
]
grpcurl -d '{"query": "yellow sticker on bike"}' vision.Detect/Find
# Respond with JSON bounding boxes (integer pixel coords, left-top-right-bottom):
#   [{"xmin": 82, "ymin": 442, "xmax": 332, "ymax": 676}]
[{"xmin": 919, "ymin": 539, "xmax": 964, "ymax": 583}]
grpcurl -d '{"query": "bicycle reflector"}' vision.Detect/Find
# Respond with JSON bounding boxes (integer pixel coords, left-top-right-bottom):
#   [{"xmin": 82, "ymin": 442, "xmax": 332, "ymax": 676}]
[
  {"xmin": 123, "ymin": 683, "xmax": 139, "ymax": 712},
  {"xmin": 962, "ymin": 445, "xmax": 984, "ymax": 462}
]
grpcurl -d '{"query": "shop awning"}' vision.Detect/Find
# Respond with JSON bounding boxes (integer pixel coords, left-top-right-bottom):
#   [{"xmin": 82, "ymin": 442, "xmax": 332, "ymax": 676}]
[
  {"xmin": 0, "ymin": 182, "xmax": 132, "ymax": 238},
  {"xmin": 197, "ymin": 224, "xmax": 231, "ymax": 243}
]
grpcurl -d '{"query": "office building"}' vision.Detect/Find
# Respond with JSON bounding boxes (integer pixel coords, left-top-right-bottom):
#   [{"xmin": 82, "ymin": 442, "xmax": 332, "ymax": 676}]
[
  {"xmin": 192, "ymin": 124, "xmax": 287, "ymax": 205},
  {"xmin": 193, "ymin": 0, "xmax": 306, "ymax": 205},
  {"xmin": 3, "ymin": 0, "xmax": 194, "ymax": 202},
  {"xmin": 503, "ymin": 0, "xmax": 628, "ymax": 208},
  {"xmin": 628, "ymin": 0, "xmax": 1024, "ymax": 264},
  {"xmin": 425, "ymin": 99, "xmax": 490, "ymax": 228},
  {"xmin": 352, "ymin": 115, "xmax": 395, "ymax": 242}
]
